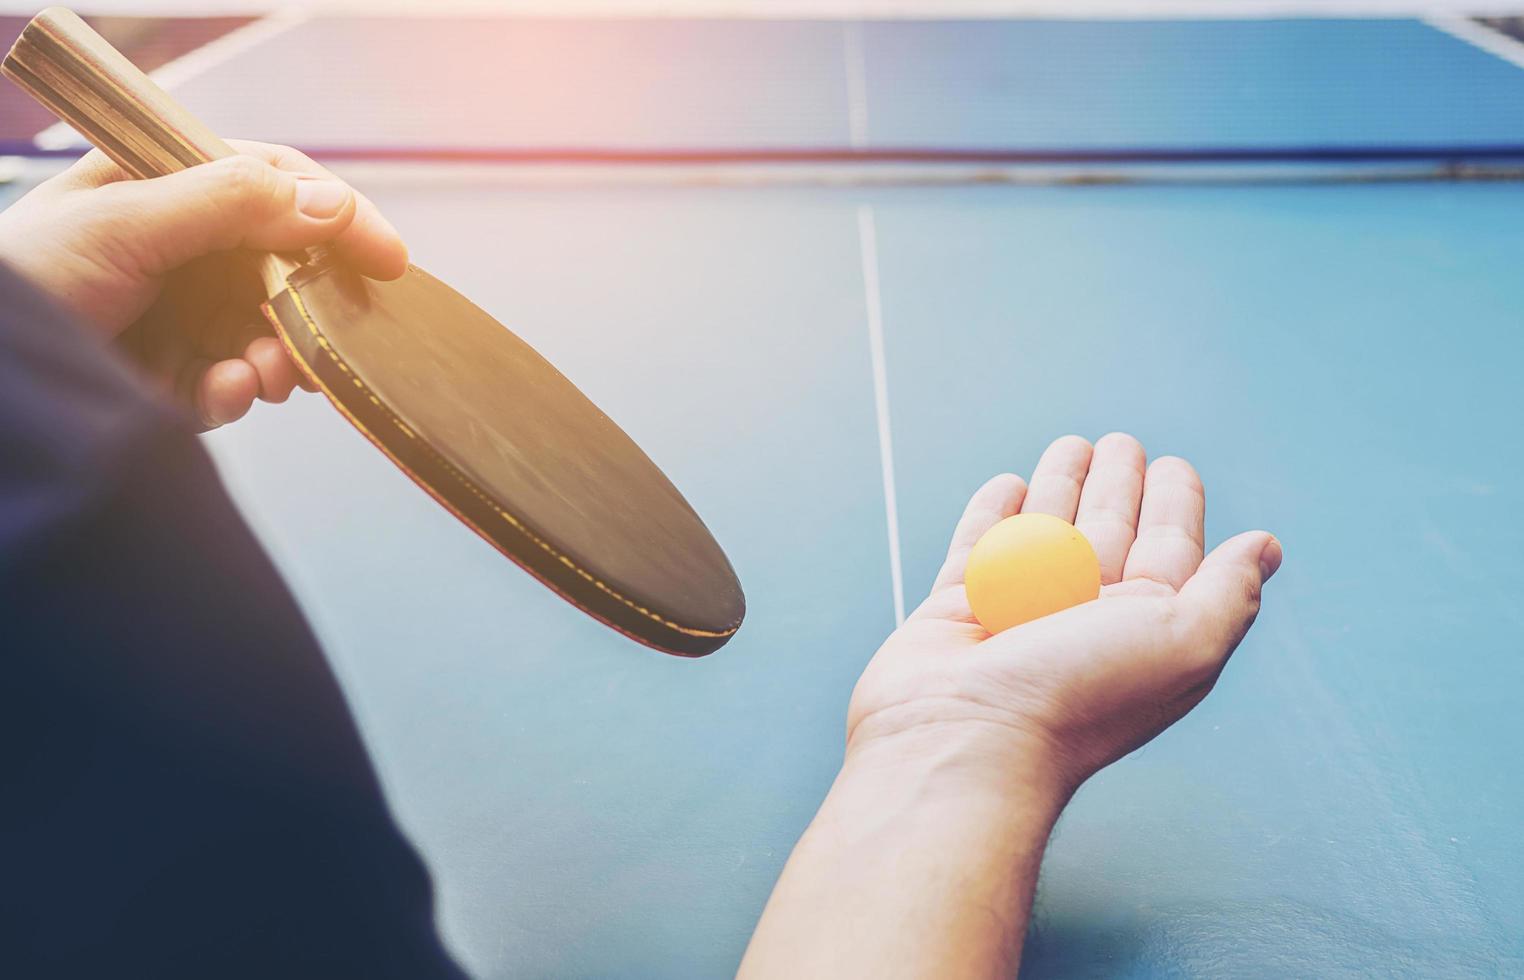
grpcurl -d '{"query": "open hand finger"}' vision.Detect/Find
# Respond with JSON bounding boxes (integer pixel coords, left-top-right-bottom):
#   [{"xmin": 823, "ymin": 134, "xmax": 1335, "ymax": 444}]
[
  {"xmin": 1121, "ymin": 456, "xmax": 1206, "ymax": 592},
  {"xmin": 1020, "ymin": 435, "xmax": 1092, "ymax": 522},
  {"xmin": 1074, "ymin": 432, "xmax": 1145, "ymax": 585},
  {"xmin": 927, "ymin": 472, "xmax": 1027, "ymax": 595}
]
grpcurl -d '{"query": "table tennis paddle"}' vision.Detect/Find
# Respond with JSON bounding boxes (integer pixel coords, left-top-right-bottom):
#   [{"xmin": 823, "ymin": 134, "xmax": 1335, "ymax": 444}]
[{"xmin": 3, "ymin": 7, "xmax": 745, "ymax": 656}]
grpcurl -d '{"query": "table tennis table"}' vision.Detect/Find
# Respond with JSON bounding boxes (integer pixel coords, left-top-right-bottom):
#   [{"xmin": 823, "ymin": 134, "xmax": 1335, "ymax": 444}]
[{"xmin": 3, "ymin": 7, "xmax": 1522, "ymax": 977}]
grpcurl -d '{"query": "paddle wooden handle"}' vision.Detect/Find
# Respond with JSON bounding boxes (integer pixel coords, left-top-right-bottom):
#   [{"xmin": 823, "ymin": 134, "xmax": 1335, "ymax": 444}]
[{"xmin": 1, "ymin": 6, "xmax": 236, "ymax": 178}]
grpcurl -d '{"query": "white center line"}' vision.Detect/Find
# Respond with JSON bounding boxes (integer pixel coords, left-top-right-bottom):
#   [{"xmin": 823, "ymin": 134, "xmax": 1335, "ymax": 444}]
[{"xmin": 857, "ymin": 204, "xmax": 906, "ymax": 626}]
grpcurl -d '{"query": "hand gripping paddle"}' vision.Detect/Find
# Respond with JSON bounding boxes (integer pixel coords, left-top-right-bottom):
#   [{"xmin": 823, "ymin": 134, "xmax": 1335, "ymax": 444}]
[{"xmin": 3, "ymin": 7, "xmax": 745, "ymax": 656}]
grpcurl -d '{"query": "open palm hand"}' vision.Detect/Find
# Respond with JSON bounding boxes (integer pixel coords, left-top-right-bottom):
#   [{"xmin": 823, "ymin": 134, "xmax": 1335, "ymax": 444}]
[{"xmin": 848, "ymin": 433, "xmax": 1282, "ymax": 796}]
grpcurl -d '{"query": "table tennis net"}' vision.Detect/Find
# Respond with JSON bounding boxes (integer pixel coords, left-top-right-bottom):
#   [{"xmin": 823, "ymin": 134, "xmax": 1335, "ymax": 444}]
[{"xmin": 5, "ymin": 12, "xmax": 1524, "ymax": 176}]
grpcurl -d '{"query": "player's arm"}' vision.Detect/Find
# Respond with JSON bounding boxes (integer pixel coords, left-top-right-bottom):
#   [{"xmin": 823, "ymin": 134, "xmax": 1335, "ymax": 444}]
[
  {"xmin": 739, "ymin": 727, "xmax": 1065, "ymax": 977},
  {"xmin": 0, "ymin": 141, "xmax": 405, "ymax": 427},
  {"xmin": 0, "ymin": 249, "xmax": 463, "ymax": 976},
  {"xmin": 739, "ymin": 434, "xmax": 1280, "ymax": 978}
]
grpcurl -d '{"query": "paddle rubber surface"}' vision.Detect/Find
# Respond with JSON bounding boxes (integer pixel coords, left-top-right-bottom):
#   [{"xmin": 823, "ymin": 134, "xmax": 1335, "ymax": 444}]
[{"xmin": 263, "ymin": 253, "xmax": 744, "ymax": 657}]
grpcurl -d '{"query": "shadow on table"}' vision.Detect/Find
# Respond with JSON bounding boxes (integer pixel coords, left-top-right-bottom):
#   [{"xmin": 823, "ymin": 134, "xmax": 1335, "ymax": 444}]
[{"xmin": 1019, "ymin": 897, "xmax": 1512, "ymax": 978}]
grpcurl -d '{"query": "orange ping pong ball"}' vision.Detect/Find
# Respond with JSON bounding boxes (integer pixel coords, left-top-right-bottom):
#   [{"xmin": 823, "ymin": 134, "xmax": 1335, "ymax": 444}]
[{"xmin": 964, "ymin": 513, "xmax": 1101, "ymax": 633}]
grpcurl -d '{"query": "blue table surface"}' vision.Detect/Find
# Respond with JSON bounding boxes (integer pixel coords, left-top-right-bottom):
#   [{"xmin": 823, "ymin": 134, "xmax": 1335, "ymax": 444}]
[
  {"xmin": 194, "ymin": 177, "xmax": 1524, "ymax": 977},
  {"xmin": 4, "ymin": 14, "xmax": 1524, "ymax": 977}
]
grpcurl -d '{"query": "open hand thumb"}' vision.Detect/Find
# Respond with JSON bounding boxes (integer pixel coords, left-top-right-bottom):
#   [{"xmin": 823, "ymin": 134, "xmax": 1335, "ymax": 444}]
[{"xmin": 1179, "ymin": 530, "xmax": 1282, "ymax": 656}]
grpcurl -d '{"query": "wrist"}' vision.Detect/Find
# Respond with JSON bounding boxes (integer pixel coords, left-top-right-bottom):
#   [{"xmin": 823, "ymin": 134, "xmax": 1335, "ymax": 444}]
[
  {"xmin": 827, "ymin": 721, "xmax": 1072, "ymax": 866},
  {"xmin": 844, "ymin": 700, "xmax": 1078, "ymax": 816}
]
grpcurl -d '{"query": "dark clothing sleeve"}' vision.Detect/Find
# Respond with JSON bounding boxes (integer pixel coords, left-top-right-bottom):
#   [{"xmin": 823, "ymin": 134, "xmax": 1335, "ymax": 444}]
[{"xmin": 0, "ymin": 261, "xmax": 467, "ymax": 979}]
